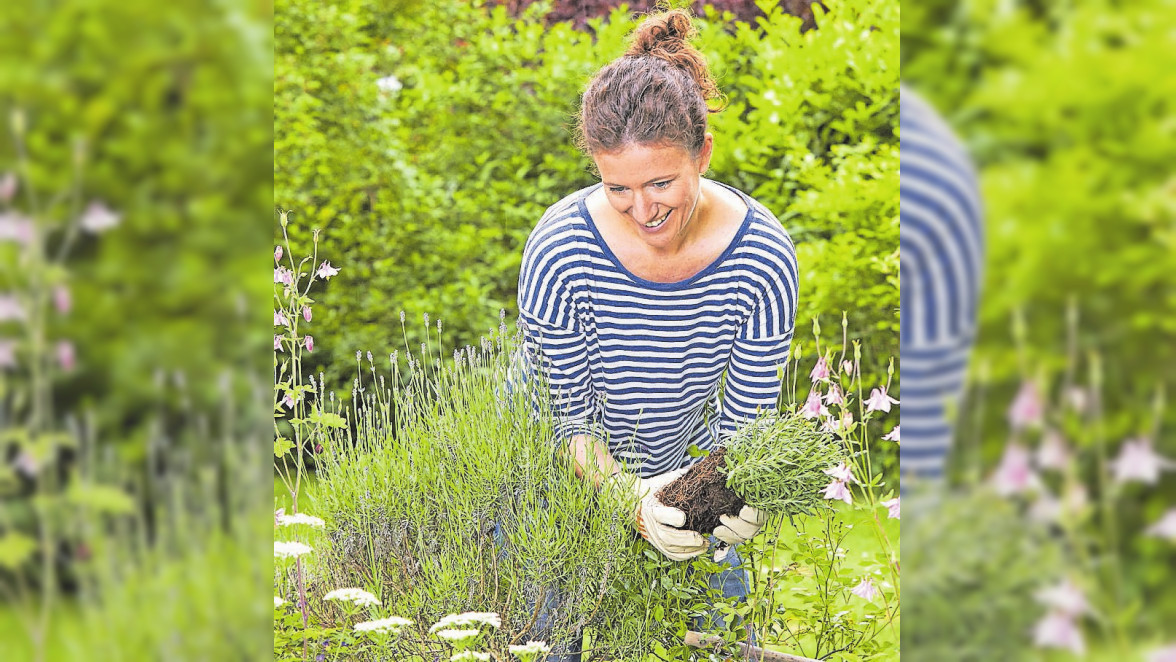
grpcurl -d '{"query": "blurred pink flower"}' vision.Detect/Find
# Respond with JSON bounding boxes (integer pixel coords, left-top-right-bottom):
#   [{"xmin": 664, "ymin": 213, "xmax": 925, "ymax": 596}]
[
  {"xmin": 991, "ymin": 444, "xmax": 1042, "ymax": 496},
  {"xmin": 274, "ymin": 508, "xmax": 285, "ymax": 526},
  {"xmin": 824, "ymin": 462, "xmax": 856, "ymax": 484},
  {"xmin": 0, "ymin": 339, "xmax": 15, "ymax": 368},
  {"xmin": 823, "ymin": 384, "xmax": 844, "ymax": 406},
  {"xmin": 1065, "ymin": 387, "xmax": 1089, "ymax": 415},
  {"xmin": 841, "ymin": 360, "xmax": 854, "ymax": 375},
  {"xmin": 0, "ymin": 212, "xmax": 34, "ymax": 245},
  {"xmin": 1147, "ymin": 645, "xmax": 1176, "ymax": 662},
  {"xmin": 1030, "ymin": 485, "xmax": 1089, "ymax": 524},
  {"xmin": 1035, "ymin": 578, "xmax": 1092, "ymax": 617},
  {"xmin": 850, "ymin": 577, "xmax": 878, "ymax": 602},
  {"xmin": 882, "ymin": 425, "xmax": 900, "ymax": 442},
  {"xmin": 316, "ymin": 261, "xmax": 340, "ymax": 279},
  {"xmin": 1036, "ymin": 429, "xmax": 1071, "ymax": 471},
  {"xmin": 1029, "ymin": 491, "xmax": 1062, "ymax": 524},
  {"xmin": 274, "ymin": 246, "xmax": 283, "ymax": 262},
  {"xmin": 822, "ymin": 479, "xmax": 852, "ymax": 505},
  {"xmin": 1111, "ymin": 438, "xmax": 1174, "ymax": 485},
  {"xmin": 303, "ymin": 305, "xmax": 312, "ymax": 322},
  {"xmin": 274, "ymin": 335, "xmax": 283, "ymax": 352},
  {"xmin": 881, "ymin": 497, "xmax": 899, "ymax": 519},
  {"xmin": 304, "ymin": 336, "xmax": 314, "ymax": 352},
  {"xmin": 0, "ymin": 172, "xmax": 16, "ymax": 202},
  {"xmin": 0, "ymin": 294, "xmax": 25, "ymax": 322},
  {"xmin": 800, "ymin": 389, "xmax": 828, "ymax": 420},
  {"xmin": 282, "ymin": 392, "xmax": 297, "ymax": 409},
  {"xmin": 1033, "ymin": 611, "xmax": 1084, "ymax": 655},
  {"xmin": 14, "ymin": 449, "xmax": 39, "ymax": 477},
  {"xmin": 1008, "ymin": 380, "xmax": 1043, "ymax": 430},
  {"xmin": 56, "ymin": 341, "xmax": 75, "ymax": 372},
  {"xmin": 274, "ymin": 310, "xmax": 288, "ymax": 327},
  {"xmin": 1145, "ymin": 509, "xmax": 1176, "ymax": 541},
  {"xmin": 79, "ymin": 201, "xmax": 120, "ymax": 233},
  {"xmin": 865, "ymin": 386, "xmax": 899, "ymax": 413},
  {"xmin": 809, "ymin": 356, "xmax": 829, "ymax": 382},
  {"xmin": 53, "ymin": 285, "xmax": 70, "ymax": 315}
]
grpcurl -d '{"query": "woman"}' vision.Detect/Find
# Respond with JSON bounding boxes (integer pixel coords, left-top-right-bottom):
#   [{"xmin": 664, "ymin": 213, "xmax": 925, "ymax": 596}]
[{"xmin": 515, "ymin": 7, "xmax": 798, "ymax": 648}]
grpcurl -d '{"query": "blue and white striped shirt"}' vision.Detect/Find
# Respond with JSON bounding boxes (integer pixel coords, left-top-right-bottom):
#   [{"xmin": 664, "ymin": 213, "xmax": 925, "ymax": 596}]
[
  {"xmin": 900, "ymin": 85, "xmax": 985, "ymax": 480},
  {"xmin": 517, "ymin": 181, "xmax": 799, "ymax": 477}
]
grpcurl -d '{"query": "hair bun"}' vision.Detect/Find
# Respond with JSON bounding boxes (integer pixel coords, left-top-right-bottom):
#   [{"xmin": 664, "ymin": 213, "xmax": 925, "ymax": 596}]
[
  {"xmin": 626, "ymin": 9, "xmax": 696, "ymax": 58},
  {"xmin": 622, "ymin": 8, "xmax": 721, "ymax": 105}
]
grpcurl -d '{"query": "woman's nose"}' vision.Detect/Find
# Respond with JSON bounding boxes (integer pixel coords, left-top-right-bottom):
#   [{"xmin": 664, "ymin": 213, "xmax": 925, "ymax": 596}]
[{"xmin": 633, "ymin": 193, "xmax": 658, "ymax": 223}]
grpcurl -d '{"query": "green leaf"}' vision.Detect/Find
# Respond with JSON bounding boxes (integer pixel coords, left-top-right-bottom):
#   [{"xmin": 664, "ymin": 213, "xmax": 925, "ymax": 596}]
[
  {"xmin": 274, "ymin": 436, "xmax": 295, "ymax": 458},
  {"xmin": 0, "ymin": 531, "xmax": 37, "ymax": 570},
  {"xmin": 67, "ymin": 483, "xmax": 136, "ymax": 514},
  {"xmin": 308, "ymin": 408, "xmax": 346, "ymax": 429}
]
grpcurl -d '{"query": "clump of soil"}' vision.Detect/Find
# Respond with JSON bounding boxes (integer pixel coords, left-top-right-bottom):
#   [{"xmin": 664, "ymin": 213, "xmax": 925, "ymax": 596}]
[{"xmin": 656, "ymin": 447, "xmax": 744, "ymax": 533}]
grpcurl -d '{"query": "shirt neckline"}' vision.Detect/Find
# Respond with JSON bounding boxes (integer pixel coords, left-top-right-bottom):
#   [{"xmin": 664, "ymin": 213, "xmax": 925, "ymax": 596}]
[{"xmin": 577, "ymin": 178, "xmax": 755, "ymax": 291}]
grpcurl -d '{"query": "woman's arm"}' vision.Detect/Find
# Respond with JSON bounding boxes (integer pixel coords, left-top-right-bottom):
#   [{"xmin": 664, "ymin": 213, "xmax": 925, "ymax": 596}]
[{"xmin": 567, "ymin": 433, "xmax": 625, "ymax": 488}]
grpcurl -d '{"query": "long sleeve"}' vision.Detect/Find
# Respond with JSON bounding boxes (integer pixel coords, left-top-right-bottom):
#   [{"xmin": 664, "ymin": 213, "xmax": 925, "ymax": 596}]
[
  {"xmin": 716, "ymin": 238, "xmax": 799, "ymax": 441},
  {"xmin": 516, "ymin": 228, "xmax": 599, "ymax": 443}
]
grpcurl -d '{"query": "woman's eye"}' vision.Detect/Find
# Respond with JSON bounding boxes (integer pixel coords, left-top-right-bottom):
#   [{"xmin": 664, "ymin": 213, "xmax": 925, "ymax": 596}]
[
  {"xmin": 608, "ymin": 186, "xmax": 627, "ymax": 193},
  {"xmin": 652, "ymin": 180, "xmax": 671, "ymax": 189}
]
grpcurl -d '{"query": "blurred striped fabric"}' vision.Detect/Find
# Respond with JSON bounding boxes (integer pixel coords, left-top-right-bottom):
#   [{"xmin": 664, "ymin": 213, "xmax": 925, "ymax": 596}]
[{"xmin": 899, "ymin": 85, "xmax": 985, "ymax": 482}]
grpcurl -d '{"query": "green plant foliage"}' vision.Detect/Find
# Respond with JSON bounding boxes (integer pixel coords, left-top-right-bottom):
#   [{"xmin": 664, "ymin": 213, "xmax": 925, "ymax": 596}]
[
  {"xmin": 721, "ymin": 407, "xmax": 845, "ymax": 516},
  {"xmin": 302, "ymin": 334, "xmax": 743, "ymax": 655},
  {"xmin": 901, "ymin": 0, "xmax": 1176, "ymax": 445},
  {"xmin": 275, "ymin": 0, "xmax": 899, "ymax": 405},
  {"xmin": 0, "ymin": 0, "xmax": 272, "ymax": 446},
  {"xmin": 900, "ymin": 488, "xmax": 1064, "ymax": 662}
]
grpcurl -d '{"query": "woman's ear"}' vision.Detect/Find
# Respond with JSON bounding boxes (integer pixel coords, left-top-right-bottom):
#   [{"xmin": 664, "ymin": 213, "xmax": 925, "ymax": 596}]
[{"xmin": 698, "ymin": 133, "xmax": 714, "ymax": 174}]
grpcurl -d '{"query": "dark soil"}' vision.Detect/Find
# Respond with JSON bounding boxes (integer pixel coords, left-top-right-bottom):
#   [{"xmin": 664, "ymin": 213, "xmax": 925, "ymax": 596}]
[{"xmin": 656, "ymin": 447, "xmax": 745, "ymax": 534}]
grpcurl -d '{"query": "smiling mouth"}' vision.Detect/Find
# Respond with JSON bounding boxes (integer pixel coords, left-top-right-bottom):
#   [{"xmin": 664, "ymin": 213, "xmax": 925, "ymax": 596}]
[{"xmin": 643, "ymin": 209, "xmax": 671, "ymax": 229}]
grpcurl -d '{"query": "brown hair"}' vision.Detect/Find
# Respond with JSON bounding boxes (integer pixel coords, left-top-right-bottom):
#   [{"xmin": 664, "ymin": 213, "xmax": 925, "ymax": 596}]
[{"xmin": 575, "ymin": 8, "xmax": 724, "ymax": 158}]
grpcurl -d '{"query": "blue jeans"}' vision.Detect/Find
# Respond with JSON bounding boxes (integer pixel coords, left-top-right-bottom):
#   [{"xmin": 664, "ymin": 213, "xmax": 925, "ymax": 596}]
[{"xmin": 492, "ymin": 521, "xmax": 754, "ymax": 662}]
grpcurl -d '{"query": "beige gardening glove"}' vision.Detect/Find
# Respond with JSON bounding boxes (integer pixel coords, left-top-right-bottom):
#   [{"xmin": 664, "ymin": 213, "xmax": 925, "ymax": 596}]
[
  {"xmin": 610, "ymin": 467, "xmax": 708, "ymax": 562},
  {"xmin": 713, "ymin": 505, "xmax": 768, "ymax": 546}
]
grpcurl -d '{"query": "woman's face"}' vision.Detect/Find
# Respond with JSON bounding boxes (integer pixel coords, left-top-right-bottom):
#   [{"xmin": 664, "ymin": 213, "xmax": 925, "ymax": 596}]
[{"xmin": 593, "ymin": 135, "xmax": 713, "ymax": 251}]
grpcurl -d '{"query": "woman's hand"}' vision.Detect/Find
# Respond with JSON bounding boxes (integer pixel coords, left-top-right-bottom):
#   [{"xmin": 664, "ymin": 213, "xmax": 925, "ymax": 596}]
[
  {"xmin": 620, "ymin": 468, "xmax": 708, "ymax": 561},
  {"xmin": 713, "ymin": 504, "xmax": 767, "ymax": 546}
]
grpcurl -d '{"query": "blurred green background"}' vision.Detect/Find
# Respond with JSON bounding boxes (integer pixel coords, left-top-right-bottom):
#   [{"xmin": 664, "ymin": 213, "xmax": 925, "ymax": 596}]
[
  {"xmin": 1, "ymin": 0, "xmax": 273, "ymax": 659},
  {"xmin": 903, "ymin": 0, "xmax": 1176, "ymax": 641},
  {"xmin": 274, "ymin": 0, "xmax": 900, "ymax": 463}
]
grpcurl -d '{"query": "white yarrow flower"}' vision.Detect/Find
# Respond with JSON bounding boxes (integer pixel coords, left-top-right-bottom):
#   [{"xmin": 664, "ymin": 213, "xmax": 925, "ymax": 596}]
[
  {"xmin": 451, "ymin": 652, "xmax": 491, "ymax": 662},
  {"xmin": 323, "ymin": 588, "xmax": 381, "ymax": 607},
  {"xmin": 273, "ymin": 541, "xmax": 312, "ymax": 558},
  {"xmin": 435, "ymin": 628, "xmax": 481, "ymax": 643},
  {"xmin": 355, "ymin": 616, "xmax": 413, "ymax": 633},
  {"xmin": 509, "ymin": 641, "xmax": 552, "ymax": 659},
  {"xmin": 429, "ymin": 611, "xmax": 501, "ymax": 632},
  {"xmin": 276, "ymin": 513, "xmax": 325, "ymax": 528},
  {"xmin": 274, "ymin": 596, "xmax": 286, "ymax": 608}
]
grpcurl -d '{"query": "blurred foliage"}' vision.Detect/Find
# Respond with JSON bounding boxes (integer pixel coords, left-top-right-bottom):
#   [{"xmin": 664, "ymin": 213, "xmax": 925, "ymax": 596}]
[
  {"xmin": 903, "ymin": 0, "xmax": 1176, "ymax": 639},
  {"xmin": 0, "ymin": 0, "xmax": 273, "ymax": 456},
  {"xmin": 902, "ymin": 0, "xmax": 1176, "ymax": 445},
  {"xmin": 275, "ymin": 0, "xmax": 899, "ymax": 417}
]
